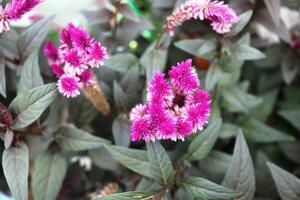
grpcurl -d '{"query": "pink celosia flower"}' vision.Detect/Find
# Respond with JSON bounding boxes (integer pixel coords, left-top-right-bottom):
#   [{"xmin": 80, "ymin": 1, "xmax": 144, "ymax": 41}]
[
  {"xmin": 44, "ymin": 23, "xmax": 108, "ymax": 98},
  {"xmin": 166, "ymin": 0, "xmax": 239, "ymax": 35},
  {"xmin": 130, "ymin": 59, "xmax": 211, "ymax": 142},
  {"xmin": 58, "ymin": 75, "xmax": 80, "ymax": 98},
  {"xmin": 0, "ymin": 0, "xmax": 42, "ymax": 33}
]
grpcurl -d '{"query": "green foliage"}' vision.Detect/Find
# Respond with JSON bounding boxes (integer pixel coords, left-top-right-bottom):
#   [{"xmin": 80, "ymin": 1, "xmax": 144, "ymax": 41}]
[{"xmin": 93, "ymin": 192, "xmax": 153, "ymax": 200}]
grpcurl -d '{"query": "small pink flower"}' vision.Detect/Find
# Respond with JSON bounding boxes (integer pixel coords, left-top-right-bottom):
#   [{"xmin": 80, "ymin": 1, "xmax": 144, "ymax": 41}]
[
  {"xmin": 79, "ymin": 69, "xmax": 93, "ymax": 84},
  {"xmin": 130, "ymin": 59, "xmax": 211, "ymax": 142},
  {"xmin": 58, "ymin": 75, "xmax": 80, "ymax": 98},
  {"xmin": 51, "ymin": 64, "xmax": 64, "ymax": 77},
  {"xmin": 69, "ymin": 26, "xmax": 91, "ymax": 49},
  {"xmin": 166, "ymin": 0, "xmax": 239, "ymax": 35},
  {"xmin": 0, "ymin": 0, "xmax": 42, "ymax": 33},
  {"xmin": 44, "ymin": 41, "xmax": 59, "ymax": 63},
  {"xmin": 88, "ymin": 42, "xmax": 108, "ymax": 68}
]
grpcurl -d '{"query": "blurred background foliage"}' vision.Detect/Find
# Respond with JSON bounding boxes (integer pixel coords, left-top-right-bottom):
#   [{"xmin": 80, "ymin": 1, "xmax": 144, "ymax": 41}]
[{"xmin": 1, "ymin": 0, "xmax": 300, "ymax": 199}]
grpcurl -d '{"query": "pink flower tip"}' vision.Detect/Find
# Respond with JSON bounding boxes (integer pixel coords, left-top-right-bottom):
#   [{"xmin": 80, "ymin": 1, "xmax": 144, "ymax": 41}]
[{"xmin": 57, "ymin": 75, "xmax": 80, "ymax": 98}]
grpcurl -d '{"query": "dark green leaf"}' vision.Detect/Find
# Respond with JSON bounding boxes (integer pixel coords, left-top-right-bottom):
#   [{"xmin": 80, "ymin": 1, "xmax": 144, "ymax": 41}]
[
  {"xmin": 219, "ymin": 122, "xmax": 239, "ymax": 139},
  {"xmin": 179, "ymin": 176, "xmax": 240, "ymax": 200},
  {"xmin": 2, "ymin": 142, "xmax": 29, "ymax": 200},
  {"xmin": 93, "ymin": 192, "xmax": 153, "ymax": 200},
  {"xmin": 267, "ymin": 162, "xmax": 300, "ymax": 200},
  {"xmin": 32, "ymin": 151, "xmax": 67, "ymax": 200},
  {"xmin": 175, "ymin": 39, "xmax": 216, "ymax": 58},
  {"xmin": 113, "ymin": 81, "xmax": 128, "ymax": 110},
  {"xmin": 112, "ymin": 115, "xmax": 131, "ymax": 147},
  {"xmin": 54, "ymin": 126, "xmax": 109, "ymax": 151},
  {"xmin": 104, "ymin": 53, "xmax": 138, "ymax": 73},
  {"xmin": 9, "ymin": 83, "xmax": 58, "ymax": 130},
  {"xmin": 240, "ymin": 118, "xmax": 294, "ymax": 143},
  {"xmin": 18, "ymin": 50, "xmax": 43, "ymax": 94},
  {"xmin": 106, "ymin": 145, "xmax": 152, "ymax": 178},
  {"xmin": 89, "ymin": 147, "xmax": 120, "ymax": 172},
  {"xmin": 136, "ymin": 178, "xmax": 162, "ymax": 193},
  {"xmin": 222, "ymin": 132, "xmax": 255, "ymax": 200},
  {"xmin": 278, "ymin": 108, "xmax": 300, "ymax": 131},
  {"xmin": 228, "ymin": 10, "xmax": 253, "ymax": 36},
  {"xmin": 185, "ymin": 119, "xmax": 222, "ymax": 160},
  {"xmin": 0, "ymin": 54, "xmax": 6, "ymax": 98},
  {"xmin": 146, "ymin": 141, "xmax": 174, "ymax": 186},
  {"xmin": 234, "ymin": 45, "xmax": 266, "ymax": 60},
  {"xmin": 205, "ymin": 64, "xmax": 222, "ymax": 92},
  {"xmin": 18, "ymin": 16, "xmax": 55, "ymax": 59}
]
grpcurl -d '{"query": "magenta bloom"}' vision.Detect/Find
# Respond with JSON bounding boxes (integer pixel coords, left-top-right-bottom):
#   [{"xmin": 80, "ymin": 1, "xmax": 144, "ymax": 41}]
[
  {"xmin": 166, "ymin": 0, "xmax": 239, "ymax": 35},
  {"xmin": 130, "ymin": 59, "xmax": 211, "ymax": 142},
  {"xmin": 58, "ymin": 75, "xmax": 80, "ymax": 98},
  {"xmin": 0, "ymin": 0, "xmax": 42, "ymax": 33},
  {"xmin": 44, "ymin": 23, "xmax": 108, "ymax": 98}
]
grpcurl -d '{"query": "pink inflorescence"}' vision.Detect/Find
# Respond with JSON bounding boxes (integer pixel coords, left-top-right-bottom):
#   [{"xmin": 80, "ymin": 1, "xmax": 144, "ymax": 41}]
[
  {"xmin": 166, "ymin": 0, "xmax": 239, "ymax": 35},
  {"xmin": 44, "ymin": 23, "xmax": 108, "ymax": 98},
  {"xmin": 0, "ymin": 0, "xmax": 42, "ymax": 33},
  {"xmin": 130, "ymin": 59, "xmax": 211, "ymax": 142}
]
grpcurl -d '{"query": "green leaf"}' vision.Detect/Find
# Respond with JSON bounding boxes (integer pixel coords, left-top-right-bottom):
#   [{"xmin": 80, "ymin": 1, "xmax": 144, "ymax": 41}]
[
  {"xmin": 106, "ymin": 145, "xmax": 152, "ymax": 178},
  {"xmin": 113, "ymin": 81, "xmax": 128, "ymax": 110},
  {"xmin": 69, "ymin": 94, "xmax": 97, "ymax": 128},
  {"xmin": 222, "ymin": 86, "xmax": 262, "ymax": 114},
  {"xmin": 0, "ymin": 53, "xmax": 6, "ymax": 98},
  {"xmin": 267, "ymin": 162, "xmax": 300, "ymax": 200},
  {"xmin": 32, "ymin": 151, "xmax": 67, "ymax": 200},
  {"xmin": 179, "ymin": 177, "xmax": 240, "ymax": 200},
  {"xmin": 205, "ymin": 64, "xmax": 222, "ymax": 92},
  {"xmin": 2, "ymin": 142, "xmax": 29, "ymax": 200},
  {"xmin": 89, "ymin": 147, "xmax": 120, "ymax": 172},
  {"xmin": 54, "ymin": 126, "xmax": 109, "ymax": 151},
  {"xmin": 175, "ymin": 39, "xmax": 217, "ymax": 58},
  {"xmin": 112, "ymin": 115, "xmax": 131, "ymax": 147},
  {"xmin": 140, "ymin": 42, "xmax": 168, "ymax": 83},
  {"xmin": 146, "ymin": 141, "xmax": 174, "ymax": 186},
  {"xmin": 18, "ymin": 16, "xmax": 55, "ymax": 59},
  {"xmin": 227, "ymin": 10, "xmax": 253, "ymax": 37},
  {"xmin": 185, "ymin": 119, "xmax": 222, "ymax": 160},
  {"xmin": 280, "ymin": 142, "xmax": 300, "ymax": 164},
  {"xmin": 18, "ymin": 50, "xmax": 43, "ymax": 94},
  {"xmin": 240, "ymin": 118, "xmax": 294, "ymax": 143},
  {"xmin": 222, "ymin": 132, "xmax": 255, "ymax": 200},
  {"xmin": 0, "ymin": 31, "xmax": 19, "ymax": 60},
  {"xmin": 219, "ymin": 122, "xmax": 239, "ymax": 139},
  {"xmin": 234, "ymin": 45, "xmax": 266, "ymax": 60},
  {"xmin": 93, "ymin": 191, "xmax": 153, "ymax": 200},
  {"xmin": 104, "ymin": 53, "xmax": 138, "ymax": 73},
  {"xmin": 278, "ymin": 108, "xmax": 300, "ymax": 131},
  {"xmin": 9, "ymin": 83, "xmax": 58, "ymax": 130},
  {"xmin": 136, "ymin": 178, "xmax": 162, "ymax": 193}
]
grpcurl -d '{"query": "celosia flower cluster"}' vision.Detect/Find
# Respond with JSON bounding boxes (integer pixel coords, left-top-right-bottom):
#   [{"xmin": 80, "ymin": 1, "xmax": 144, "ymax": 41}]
[
  {"xmin": 130, "ymin": 59, "xmax": 211, "ymax": 141},
  {"xmin": 166, "ymin": 0, "xmax": 239, "ymax": 35},
  {"xmin": 0, "ymin": 0, "xmax": 42, "ymax": 33},
  {"xmin": 44, "ymin": 23, "xmax": 108, "ymax": 98}
]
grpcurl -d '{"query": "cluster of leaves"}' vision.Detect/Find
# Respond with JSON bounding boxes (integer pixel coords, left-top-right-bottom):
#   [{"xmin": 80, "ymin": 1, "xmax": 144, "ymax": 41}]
[{"xmin": 0, "ymin": 0, "xmax": 300, "ymax": 199}]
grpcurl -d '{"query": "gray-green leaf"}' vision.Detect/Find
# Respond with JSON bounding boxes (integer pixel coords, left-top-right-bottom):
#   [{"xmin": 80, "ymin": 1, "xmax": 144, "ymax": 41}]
[
  {"xmin": 32, "ymin": 151, "xmax": 67, "ymax": 200},
  {"xmin": 175, "ymin": 39, "xmax": 217, "ymax": 58},
  {"xmin": 112, "ymin": 115, "xmax": 131, "ymax": 147},
  {"xmin": 267, "ymin": 162, "xmax": 300, "ymax": 200},
  {"xmin": 18, "ymin": 50, "xmax": 43, "ymax": 94},
  {"xmin": 18, "ymin": 16, "xmax": 55, "ymax": 59},
  {"xmin": 185, "ymin": 119, "xmax": 222, "ymax": 160},
  {"xmin": 0, "ymin": 54, "xmax": 6, "ymax": 98},
  {"xmin": 146, "ymin": 141, "xmax": 174, "ymax": 186},
  {"xmin": 9, "ymin": 83, "xmax": 58, "ymax": 130},
  {"xmin": 222, "ymin": 132, "xmax": 255, "ymax": 200},
  {"xmin": 2, "ymin": 142, "xmax": 29, "ymax": 200},
  {"xmin": 227, "ymin": 10, "xmax": 253, "ymax": 37},
  {"xmin": 106, "ymin": 145, "xmax": 152, "ymax": 178},
  {"xmin": 93, "ymin": 191, "xmax": 153, "ymax": 200},
  {"xmin": 234, "ymin": 45, "xmax": 266, "ymax": 60},
  {"xmin": 54, "ymin": 126, "xmax": 109, "ymax": 151},
  {"xmin": 179, "ymin": 176, "xmax": 240, "ymax": 200}
]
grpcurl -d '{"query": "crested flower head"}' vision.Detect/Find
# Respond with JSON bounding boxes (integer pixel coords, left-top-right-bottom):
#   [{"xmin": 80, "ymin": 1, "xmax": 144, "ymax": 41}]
[
  {"xmin": 0, "ymin": 0, "xmax": 42, "ymax": 33},
  {"xmin": 166, "ymin": 0, "xmax": 239, "ymax": 35},
  {"xmin": 130, "ymin": 59, "xmax": 211, "ymax": 142},
  {"xmin": 44, "ymin": 23, "xmax": 108, "ymax": 98}
]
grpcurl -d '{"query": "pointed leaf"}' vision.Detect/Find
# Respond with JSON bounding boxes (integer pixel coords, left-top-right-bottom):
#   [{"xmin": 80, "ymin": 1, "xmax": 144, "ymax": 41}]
[
  {"xmin": 2, "ymin": 142, "xmax": 29, "ymax": 200},
  {"xmin": 18, "ymin": 16, "xmax": 55, "ymax": 59},
  {"xmin": 54, "ymin": 126, "xmax": 109, "ymax": 151},
  {"xmin": 175, "ymin": 39, "xmax": 217, "ymax": 58},
  {"xmin": 264, "ymin": 0, "xmax": 281, "ymax": 26},
  {"xmin": 9, "ymin": 83, "xmax": 58, "ymax": 130},
  {"xmin": 222, "ymin": 132, "xmax": 255, "ymax": 200},
  {"xmin": 18, "ymin": 50, "xmax": 43, "ymax": 94},
  {"xmin": 179, "ymin": 177, "xmax": 240, "ymax": 200},
  {"xmin": 146, "ymin": 141, "xmax": 174, "ymax": 186},
  {"xmin": 112, "ymin": 115, "xmax": 131, "ymax": 147},
  {"xmin": 113, "ymin": 81, "xmax": 128, "ymax": 110},
  {"xmin": 89, "ymin": 147, "xmax": 120, "ymax": 172},
  {"xmin": 278, "ymin": 108, "xmax": 300, "ymax": 131},
  {"xmin": 227, "ymin": 10, "xmax": 253, "ymax": 36},
  {"xmin": 267, "ymin": 162, "xmax": 300, "ymax": 200},
  {"xmin": 234, "ymin": 45, "xmax": 266, "ymax": 60},
  {"xmin": 185, "ymin": 119, "xmax": 222, "ymax": 160},
  {"xmin": 32, "ymin": 151, "xmax": 67, "ymax": 200},
  {"xmin": 106, "ymin": 145, "xmax": 152, "ymax": 178},
  {"xmin": 104, "ymin": 53, "xmax": 138, "ymax": 73},
  {"xmin": 93, "ymin": 191, "xmax": 152, "ymax": 200},
  {"xmin": 205, "ymin": 64, "xmax": 222, "ymax": 92}
]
